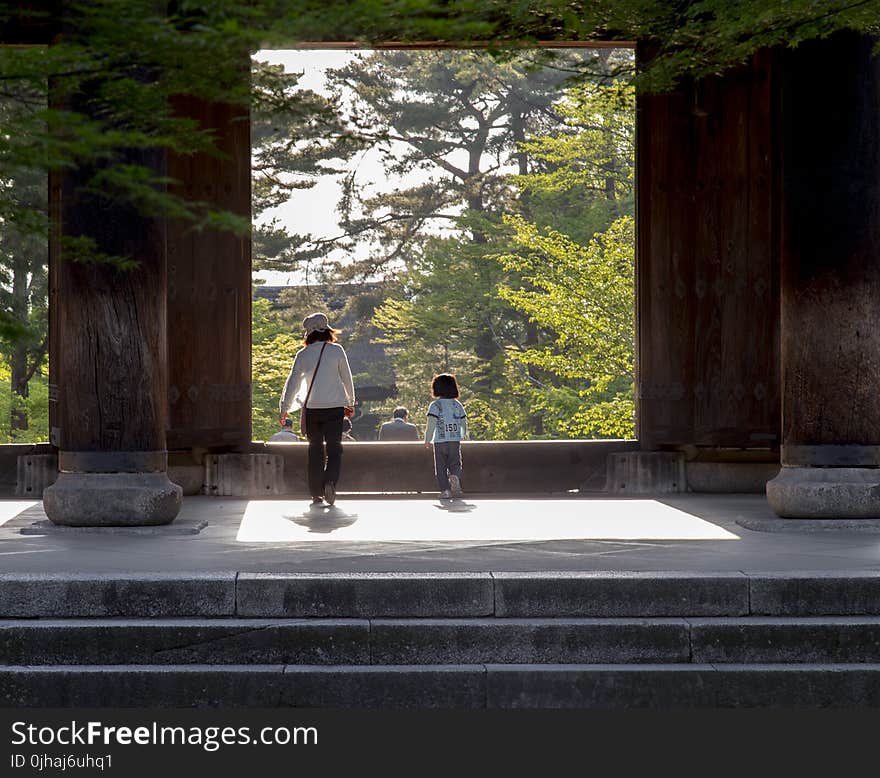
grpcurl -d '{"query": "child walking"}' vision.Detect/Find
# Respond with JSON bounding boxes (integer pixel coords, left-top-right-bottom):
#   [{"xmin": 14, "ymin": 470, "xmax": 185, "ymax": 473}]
[{"xmin": 424, "ymin": 373, "xmax": 467, "ymax": 499}]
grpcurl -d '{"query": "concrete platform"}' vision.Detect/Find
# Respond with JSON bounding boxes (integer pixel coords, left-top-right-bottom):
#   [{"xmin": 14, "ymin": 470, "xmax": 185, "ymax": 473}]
[
  {"xmin": 3, "ymin": 493, "xmax": 880, "ymax": 708},
  {"xmin": 0, "ymin": 493, "xmax": 879, "ymax": 575}
]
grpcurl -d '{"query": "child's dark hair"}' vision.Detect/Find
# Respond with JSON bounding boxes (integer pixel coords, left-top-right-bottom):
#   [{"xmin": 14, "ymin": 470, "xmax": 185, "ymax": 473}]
[{"xmin": 431, "ymin": 373, "xmax": 459, "ymax": 398}]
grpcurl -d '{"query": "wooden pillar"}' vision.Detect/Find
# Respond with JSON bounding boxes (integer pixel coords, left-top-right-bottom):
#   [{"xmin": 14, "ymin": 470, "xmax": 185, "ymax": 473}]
[
  {"xmin": 166, "ymin": 94, "xmax": 252, "ymax": 451},
  {"xmin": 636, "ymin": 49, "xmax": 780, "ymax": 452},
  {"xmin": 44, "ymin": 87, "xmax": 181, "ymax": 526},
  {"xmin": 766, "ymin": 33, "xmax": 880, "ymax": 517}
]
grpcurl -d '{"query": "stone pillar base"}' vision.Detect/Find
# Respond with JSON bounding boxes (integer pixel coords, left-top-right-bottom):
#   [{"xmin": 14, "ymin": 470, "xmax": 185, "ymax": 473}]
[
  {"xmin": 766, "ymin": 466, "xmax": 880, "ymax": 519},
  {"xmin": 44, "ymin": 472, "xmax": 182, "ymax": 527}
]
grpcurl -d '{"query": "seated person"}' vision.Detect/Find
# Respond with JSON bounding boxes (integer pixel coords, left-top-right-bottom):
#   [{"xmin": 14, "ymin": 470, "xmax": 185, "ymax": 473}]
[
  {"xmin": 268, "ymin": 417, "xmax": 299, "ymax": 442},
  {"xmin": 377, "ymin": 406, "xmax": 420, "ymax": 441}
]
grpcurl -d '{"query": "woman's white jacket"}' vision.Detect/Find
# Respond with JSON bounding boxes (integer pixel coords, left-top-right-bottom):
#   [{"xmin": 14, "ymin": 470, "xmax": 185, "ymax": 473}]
[{"xmin": 279, "ymin": 342, "xmax": 355, "ymax": 412}]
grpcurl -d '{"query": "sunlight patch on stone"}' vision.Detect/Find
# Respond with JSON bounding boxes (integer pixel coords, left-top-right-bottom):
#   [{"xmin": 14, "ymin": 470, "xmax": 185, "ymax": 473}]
[
  {"xmin": 0, "ymin": 501, "xmax": 38, "ymax": 527},
  {"xmin": 235, "ymin": 498, "xmax": 740, "ymax": 543}
]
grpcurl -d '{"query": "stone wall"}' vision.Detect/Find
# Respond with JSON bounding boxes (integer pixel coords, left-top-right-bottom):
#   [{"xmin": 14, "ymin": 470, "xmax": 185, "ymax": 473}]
[{"xmin": 4, "ymin": 440, "xmax": 783, "ymax": 498}]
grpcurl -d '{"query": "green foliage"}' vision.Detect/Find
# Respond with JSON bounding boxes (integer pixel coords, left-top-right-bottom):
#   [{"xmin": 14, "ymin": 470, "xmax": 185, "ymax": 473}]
[
  {"xmin": 2, "ymin": 0, "xmax": 876, "ymax": 263},
  {"xmin": 251, "ymin": 59, "xmax": 365, "ymax": 273},
  {"xmin": 251, "ymin": 298, "xmax": 299, "ymax": 441},
  {"xmin": 0, "ymin": 358, "xmax": 50, "ymax": 443},
  {"xmin": 629, "ymin": 0, "xmax": 880, "ymax": 92},
  {"xmin": 516, "ymin": 80, "xmax": 635, "ymax": 243},
  {"xmin": 323, "ymin": 48, "xmax": 609, "ymax": 277},
  {"xmin": 498, "ymin": 216, "xmax": 635, "ymax": 385},
  {"xmin": 371, "ymin": 229, "xmax": 537, "ymax": 436},
  {"xmin": 0, "ymin": 85, "xmax": 49, "ymax": 440},
  {"xmin": 3, "ymin": 0, "xmax": 874, "ymax": 449},
  {"xmin": 358, "ymin": 54, "xmax": 636, "ymax": 440},
  {"xmin": 496, "ymin": 215, "xmax": 636, "ymax": 438},
  {"xmin": 1, "ymin": 2, "xmax": 259, "ymax": 258}
]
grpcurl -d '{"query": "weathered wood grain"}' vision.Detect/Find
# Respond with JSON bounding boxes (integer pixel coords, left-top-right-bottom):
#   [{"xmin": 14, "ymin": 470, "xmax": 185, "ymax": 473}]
[
  {"xmin": 50, "ymin": 142, "xmax": 168, "ymax": 452},
  {"xmin": 637, "ymin": 51, "xmax": 781, "ymax": 450},
  {"xmin": 166, "ymin": 93, "xmax": 252, "ymax": 450},
  {"xmin": 779, "ymin": 33, "xmax": 880, "ymax": 451}
]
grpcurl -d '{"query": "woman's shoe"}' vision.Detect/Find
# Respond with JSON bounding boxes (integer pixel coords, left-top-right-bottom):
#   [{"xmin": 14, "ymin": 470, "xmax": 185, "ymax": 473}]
[{"xmin": 311, "ymin": 496, "xmax": 324, "ymax": 506}]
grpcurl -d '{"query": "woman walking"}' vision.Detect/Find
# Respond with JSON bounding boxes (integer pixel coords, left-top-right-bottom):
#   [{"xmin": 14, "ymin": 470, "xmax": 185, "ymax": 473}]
[{"xmin": 279, "ymin": 312, "xmax": 355, "ymax": 506}]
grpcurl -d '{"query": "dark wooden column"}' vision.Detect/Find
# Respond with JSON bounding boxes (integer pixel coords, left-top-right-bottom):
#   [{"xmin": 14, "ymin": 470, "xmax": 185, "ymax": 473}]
[
  {"xmin": 44, "ymin": 95, "xmax": 181, "ymax": 526},
  {"xmin": 166, "ymin": 95, "xmax": 252, "ymax": 451},
  {"xmin": 766, "ymin": 33, "xmax": 880, "ymax": 517},
  {"xmin": 636, "ymin": 49, "xmax": 780, "ymax": 454}
]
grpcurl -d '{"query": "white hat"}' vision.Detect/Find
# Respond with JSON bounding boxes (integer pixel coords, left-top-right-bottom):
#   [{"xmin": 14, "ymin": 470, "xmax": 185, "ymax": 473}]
[{"xmin": 302, "ymin": 311, "xmax": 335, "ymax": 335}]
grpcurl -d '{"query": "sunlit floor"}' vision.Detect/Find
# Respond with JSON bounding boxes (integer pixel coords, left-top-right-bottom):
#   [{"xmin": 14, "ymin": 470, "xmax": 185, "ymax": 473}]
[
  {"xmin": 4, "ymin": 494, "xmax": 879, "ymax": 575},
  {"xmin": 235, "ymin": 498, "xmax": 740, "ymax": 543},
  {"xmin": 0, "ymin": 501, "xmax": 38, "ymax": 528}
]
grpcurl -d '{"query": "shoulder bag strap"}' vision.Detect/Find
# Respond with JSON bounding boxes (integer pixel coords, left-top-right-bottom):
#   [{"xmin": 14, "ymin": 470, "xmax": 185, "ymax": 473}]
[{"xmin": 302, "ymin": 342, "xmax": 328, "ymax": 410}]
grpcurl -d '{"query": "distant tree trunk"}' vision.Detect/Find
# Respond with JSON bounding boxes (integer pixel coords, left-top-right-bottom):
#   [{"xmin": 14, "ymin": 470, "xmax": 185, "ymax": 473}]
[
  {"xmin": 524, "ymin": 319, "xmax": 544, "ymax": 436},
  {"xmin": 510, "ymin": 100, "xmax": 529, "ymax": 179},
  {"xmin": 465, "ymin": 132, "xmax": 488, "ymax": 245},
  {"xmin": 466, "ymin": 117, "xmax": 501, "ymax": 373},
  {"xmin": 605, "ymin": 171, "xmax": 616, "ymax": 201},
  {"xmin": 511, "ymin": 99, "xmax": 544, "ymax": 437}
]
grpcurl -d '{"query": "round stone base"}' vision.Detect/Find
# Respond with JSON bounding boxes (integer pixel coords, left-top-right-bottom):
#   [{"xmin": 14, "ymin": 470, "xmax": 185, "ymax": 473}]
[
  {"xmin": 43, "ymin": 472, "xmax": 183, "ymax": 527},
  {"xmin": 766, "ymin": 466, "xmax": 880, "ymax": 519}
]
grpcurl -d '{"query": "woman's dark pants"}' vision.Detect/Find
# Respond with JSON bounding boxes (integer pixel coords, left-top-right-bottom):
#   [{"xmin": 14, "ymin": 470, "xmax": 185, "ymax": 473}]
[{"xmin": 305, "ymin": 406, "xmax": 344, "ymax": 498}]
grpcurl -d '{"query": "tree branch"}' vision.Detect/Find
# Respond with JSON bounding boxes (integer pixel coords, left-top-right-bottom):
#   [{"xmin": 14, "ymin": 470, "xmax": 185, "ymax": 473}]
[{"xmin": 24, "ymin": 335, "xmax": 47, "ymax": 385}]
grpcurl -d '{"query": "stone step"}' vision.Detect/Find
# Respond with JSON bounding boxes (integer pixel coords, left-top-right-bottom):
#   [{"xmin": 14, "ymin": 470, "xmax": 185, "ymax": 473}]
[
  {"xmin": 0, "ymin": 573, "xmax": 237, "ymax": 618},
  {"xmin": 3, "ymin": 664, "xmax": 880, "ymax": 708},
  {"xmin": 689, "ymin": 617, "xmax": 880, "ymax": 663},
  {"xmin": 376, "ymin": 616, "xmax": 880, "ymax": 665},
  {"xmin": 5, "ymin": 617, "xmax": 880, "ymax": 665},
  {"xmin": 0, "ymin": 619, "xmax": 372, "ymax": 666},
  {"xmin": 3, "ymin": 571, "xmax": 880, "ymax": 618}
]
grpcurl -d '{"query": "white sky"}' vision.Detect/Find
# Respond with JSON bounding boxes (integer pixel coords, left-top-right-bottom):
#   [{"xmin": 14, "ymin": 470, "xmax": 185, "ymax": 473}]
[
  {"xmin": 253, "ymin": 50, "xmax": 353, "ymax": 286},
  {"xmin": 251, "ymin": 47, "xmax": 630, "ymax": 287},
  {"xmin": 253, "ymin": 49, "xmax": 458, "ymax": 286}
]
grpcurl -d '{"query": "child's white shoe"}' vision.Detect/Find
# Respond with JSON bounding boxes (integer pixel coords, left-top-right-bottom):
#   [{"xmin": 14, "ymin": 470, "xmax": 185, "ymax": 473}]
[{"xmin": 448, "ymin": 475, "xmax": 462, "ymax": 497}]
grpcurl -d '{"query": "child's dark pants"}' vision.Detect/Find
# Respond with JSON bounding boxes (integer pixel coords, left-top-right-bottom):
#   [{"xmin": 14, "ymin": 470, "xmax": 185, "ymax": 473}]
[{"xmin": 433, "ymin": 440, "xmax": 462, "ymax": 492}]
